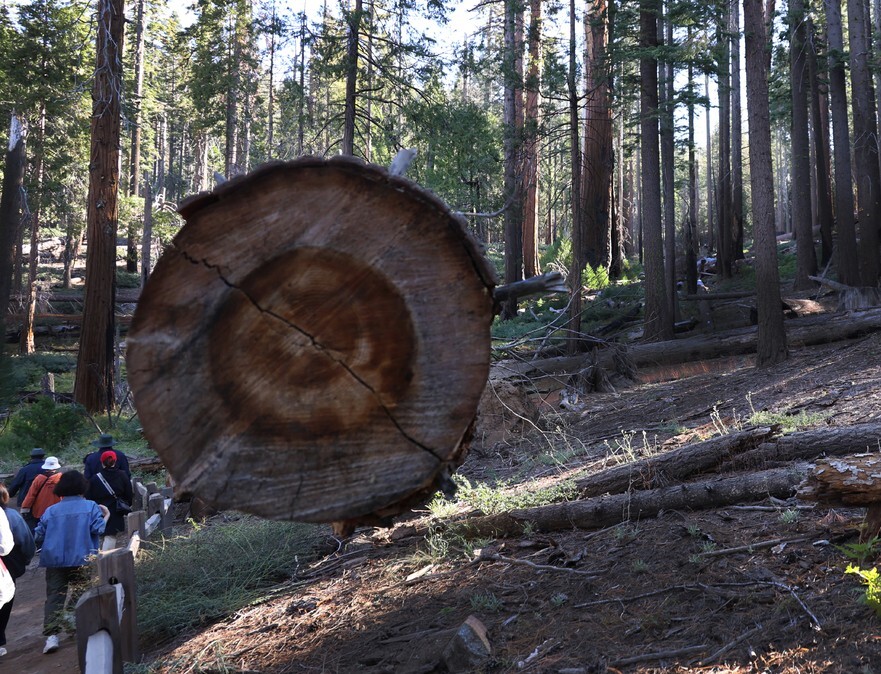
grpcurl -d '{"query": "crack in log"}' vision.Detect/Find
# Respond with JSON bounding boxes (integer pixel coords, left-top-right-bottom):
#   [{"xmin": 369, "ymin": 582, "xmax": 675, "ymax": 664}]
[{"xmin": 183, "ymin": 250, "xmax": 444, "ymax": 464}]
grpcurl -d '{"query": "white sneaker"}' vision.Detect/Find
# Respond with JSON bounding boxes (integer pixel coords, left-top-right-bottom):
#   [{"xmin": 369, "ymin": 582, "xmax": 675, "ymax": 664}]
[
  {"xmin": 0, "ymin": 646, "xmax": 7, "ymax": 656},
  {"xmin": 43, "ymin": 635, "xmax": 59, "ymax": 654}
]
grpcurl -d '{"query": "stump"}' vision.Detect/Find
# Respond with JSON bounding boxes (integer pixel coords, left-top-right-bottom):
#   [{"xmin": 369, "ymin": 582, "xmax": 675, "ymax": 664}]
[
  {"xmin": 798, "ymin": 454, "xmax": 881, "ymax": 541},
  {"xmin": 126, "ymin": 157, "xmax": 497, "ymax": 526}
]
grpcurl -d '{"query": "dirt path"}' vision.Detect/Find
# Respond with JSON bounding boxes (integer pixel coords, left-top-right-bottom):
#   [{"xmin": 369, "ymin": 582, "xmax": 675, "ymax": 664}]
[{"xmin": 2, "ymin": 559, "xmax": 79, "ymax": 673}]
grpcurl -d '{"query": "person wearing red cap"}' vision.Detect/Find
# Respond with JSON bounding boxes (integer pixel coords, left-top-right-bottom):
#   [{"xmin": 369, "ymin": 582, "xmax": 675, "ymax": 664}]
[
  {"xmin": 83, "ymin": 434, "xmax": 131, "ymax": 481},
  {"xmin": 85, "ymin": 450, "xmax": 133, "ymax": 551}
]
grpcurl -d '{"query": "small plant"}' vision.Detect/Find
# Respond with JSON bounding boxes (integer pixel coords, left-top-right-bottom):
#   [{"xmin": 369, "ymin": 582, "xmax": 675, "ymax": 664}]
[
  {"xmin": 631, "ymin": 559, "xmax": 648, "ymax": 574},
  {"xmin": 779, "ymin": 508, "xmax": 801, "ymax": 524},
  {"xmin": 846, "ymin": 565, "xmax": 881, "ymax": 617},
  {"xmin": 688, "ymin": 553, "xmax": 703, "ymax": 565},
  {"xmin": 838, "ymin": 536, "xmax": 881, "ymax": 567},
  {"xmin": 424, "ymin": 525, "xmax": 451, "ymax": 561},
  {"xmin": 686, "ymin": 524, "xmax": 703, "ymax": 538},
  {"xmin": 470, "ymin": 591, "xmax": 503, "ymax": 613},
  {"xmin": 700, "ymin": 540, "xmax": 717, "ymax": 554},
  {"xmin": 612, "ymin": 524, "xmax": 639, "ymax": 544},
  {"xmin": 550, "ymin": 593, "xmax": 569, "ymax": 607}
]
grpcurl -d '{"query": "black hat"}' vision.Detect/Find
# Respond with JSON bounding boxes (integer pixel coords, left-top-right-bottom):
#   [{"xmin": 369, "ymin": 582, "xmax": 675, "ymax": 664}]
[
  {"xmin": 30, "ymin": 447, "xmax": 46, "ymax": 458},
  {"xmin": 91, "ymin": 434, "xmax": 118, "ymax": 448}
]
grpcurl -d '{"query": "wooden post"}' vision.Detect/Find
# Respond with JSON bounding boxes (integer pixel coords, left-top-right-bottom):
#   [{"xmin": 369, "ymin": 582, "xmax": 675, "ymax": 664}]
[
  {"xmin": 147, "ymin": 492, "xmax": 163, "ymax": 517},
  {"xmin": 126, "ymin": 510, "xmax": 146, "ymax": 540},
  {"xmin": 75, "ymin": 584, "xmax": 123, "ymax": 674},
  {"xmin": 96, "ymin": 549, "xmax": 139, "ymax": 663},
  {"xmin": 160, "ymin": 498, "xmax": 173, "ymax": 535}
]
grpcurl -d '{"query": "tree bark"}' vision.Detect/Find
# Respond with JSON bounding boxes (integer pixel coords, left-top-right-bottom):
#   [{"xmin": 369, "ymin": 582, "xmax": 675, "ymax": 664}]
[
  {"xmin": 848, "ymin": 0, "xmax": 881, "ymax": 285},
  {"xmin": 0, "ymin": 114, "xmax": 26, "ymax": 342},
  {"xmin": 342, "ymin": 0, "xmax": 361, "ymax": 156},
  {"xmin": 660, "ymin": 7, "xmax": 676, "ymax": 316},
  {"xmin": 640, "ymin": 0, "xmax": 673, "ymax": 341},
  {"xmin": 74, "ymin": 0, "xmax": 125, "ymax": 414},
  {"xmin": 501, "ymin": 0, "xmax": 524, "ymax": 321},
  {"xmin": 126, "ymin": 0, "xmax": 146, "ymax": 273},
  {"xmin": 806, "ymin": 20, "xmax": 834, "ymax": 267},
  {"xmin": 744, "ymin": 0, "xmax": 788, "ymax": 366},
  {"xmin": 731, "ymin": 0, "xmax": 744, "ymax": 261},
  {"xmin": 824, "ymin": 0, "xmax": 859, "ymax": 287},
  {"xmin": 717, "ymin": 4, "xmax": 733, "ymax": 278},
  {"xmin": 790, "ymin": 0, "xmax": 817, "ymax": 289},
  {"xmin": 567, "ymin": 0, "xmax": 584, "ymax": 351},
  {"xmin": 522, "ymin": 0, "xmax": 541, "ymax": 279}
]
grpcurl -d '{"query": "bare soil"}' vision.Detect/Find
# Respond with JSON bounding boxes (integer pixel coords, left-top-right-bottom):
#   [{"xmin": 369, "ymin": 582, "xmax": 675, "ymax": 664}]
[{"xmin": 130, "ymin": 324, "xmax": 881, "ymax": 674}]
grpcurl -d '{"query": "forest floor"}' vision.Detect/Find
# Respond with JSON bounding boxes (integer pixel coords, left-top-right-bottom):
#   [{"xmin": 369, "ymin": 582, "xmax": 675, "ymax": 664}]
[{"xmin": 135, "ymin": 296, "xmax": 881, "ymax": 673}]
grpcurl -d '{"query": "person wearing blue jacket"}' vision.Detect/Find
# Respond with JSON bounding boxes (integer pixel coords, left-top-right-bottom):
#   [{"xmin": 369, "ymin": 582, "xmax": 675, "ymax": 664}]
[
  {"xmin": 7, "ymin": 448, "xmax": 47, "ymax": 507},
  {"xmin": 34, "ymin": 471, "xmax": 109, "ymax": 655},
  {"xmin": 0, "ymin": 483, "xmax": 35, "ymax": 657}
]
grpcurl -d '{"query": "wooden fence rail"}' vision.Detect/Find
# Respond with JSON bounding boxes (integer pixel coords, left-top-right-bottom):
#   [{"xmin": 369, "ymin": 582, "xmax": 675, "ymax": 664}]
[{"xmin": 75, "ymin": 478, "xmax": 174, "ymax": 674}]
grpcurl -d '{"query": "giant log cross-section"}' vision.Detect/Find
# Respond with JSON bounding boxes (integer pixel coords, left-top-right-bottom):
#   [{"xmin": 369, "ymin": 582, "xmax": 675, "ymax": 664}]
[{"xmin": 126, "ymin": 157, "xmax": 498, "ymax": 528}]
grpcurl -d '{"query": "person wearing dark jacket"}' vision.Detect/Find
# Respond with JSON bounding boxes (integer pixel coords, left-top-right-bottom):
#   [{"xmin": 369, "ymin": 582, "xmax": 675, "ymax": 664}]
[
  {"xmin": 0, "ymin": 483, "xmax": 35, "ymax": 657},
  {"xmin": 85, "ymin": 450, "xmax": 133, "ymax": 550},
  {"xmin": 7, "ymin": 448, "xmax": 47, "ymax": 508},
  {"xmin": 83, "ymin": 434, "xmax": 130, "ymax": 481}
]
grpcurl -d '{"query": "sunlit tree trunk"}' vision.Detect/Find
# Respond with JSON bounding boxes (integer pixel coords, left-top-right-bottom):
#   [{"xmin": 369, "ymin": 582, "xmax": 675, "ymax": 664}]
[
  {"xmin": 522, "ymin": 0, "xmax": 542, "ymax": 278},
  {"xmin": 641, "ymin": 0, "xmax": 673, "ymax": 341},
  {"xmin": 744, "ymin": 0, "xmax": 788, "ymax": 365},
  {"xmin": 342, "ymin": 0, "xmax": 362, "ymax": 156},
  {"xmin": 0, "ymin": 113, "xmax": 26, "ymax": 345},
  {"xmin": 75, "ymin": 0, "xmax": 125, "ymax": 414}
]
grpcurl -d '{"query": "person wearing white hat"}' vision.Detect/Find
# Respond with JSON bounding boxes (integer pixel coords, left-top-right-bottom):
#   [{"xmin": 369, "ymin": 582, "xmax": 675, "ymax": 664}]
[{"xmin": 20, "ymin": 457, "xmax": 63, "ymax": 532}]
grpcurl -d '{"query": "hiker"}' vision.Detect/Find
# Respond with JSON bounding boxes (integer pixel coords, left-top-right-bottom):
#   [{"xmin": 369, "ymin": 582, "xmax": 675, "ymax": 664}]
[
  {"xmin": 0, "ymin": 504, "xmax": 14, "ymax": 622},
  {"xmin": 7, "ymin": 448, "xmax": 47, "ymax": 510},
  {"xmin": 34, "ymin": 470, "xmax": 109, "ymax": 654},
  {"xmin": 20, "ymin": 457, "xmax": 63, "ymax": 532},
  {"xmin": 85, "ymin": 450, "xmax": 133, "ymax": 551},
  {"xmin": 83, "ymin": 434, "xmax": 131, "ymax": 480},
  {"xmin": 0, "ymin": 483, "xmax": 35, "ymax": 658}
]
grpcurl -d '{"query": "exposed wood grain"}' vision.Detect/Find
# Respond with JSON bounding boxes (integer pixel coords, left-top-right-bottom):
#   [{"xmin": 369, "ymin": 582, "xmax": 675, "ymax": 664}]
[{"xmin": 126, "ymin": 157, "xmax": 497, "ymax": 524}]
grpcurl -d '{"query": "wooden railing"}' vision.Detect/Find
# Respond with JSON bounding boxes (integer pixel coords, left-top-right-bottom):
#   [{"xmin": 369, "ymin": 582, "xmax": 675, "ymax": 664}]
[{"xmin": 75, "ymin": 478, "xmax": 174, "ymax": 674}]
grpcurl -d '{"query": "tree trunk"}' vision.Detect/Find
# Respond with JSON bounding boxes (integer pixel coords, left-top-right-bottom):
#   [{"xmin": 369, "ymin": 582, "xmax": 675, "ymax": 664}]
[
  {"xmin": 806, "ymin": 20, "xmax": 834, "ymax": 267},
  {"xmin": 522, "ymin": 0, "xmax": 541, "ymax": 278},
  {"xmin": 824, "ymin": 0, "xmax": 859, "ymax": 286},
  {"xmin": 730, "ymin": 0, "xmax": 744, "ymax": 261},
  {"xmin": 640, "ymin": 0, "xmax": 673, "ymax": 341},
  {"xmin": 686, "ymin": 35, "xmax": 698, "ymax": 295},
  {"xmin": 848, "ymin": 0, "xmax": 881, "ymax": 285},
  {"xmin": 717, "ymin": 4, "xmax": 733, "ymax": 278},
  {"xmin": 705, "ymin": 74, "xmax": 715, "ymax": 254},
  {"xmin": 342, "ymin": 0, "xmax": 362, "ymax": 156},
  {"xmin": 127, "ymin": 157, "xmax": 498, "ymax": 525},
  {"xmin": 501, "ymin": 0, "xmax": 524, "ymax": 321},
  {"xmin": 567, "ymin": 0, "xmax": 585, "ymax": 350},
  {"xmin": 74, "ymin": 0, "xmax": 125, "ymax": 415},
  {"xmin": 660, "ymin": 7, "xmax": 676, "ymax": 316},
  {"xmin": 744, "ymin": 0, "xmax": 788, "ymax": 366},
  {"xmin": 126, "ymin": 0, "xmax": 146, "ymax": 273},
  {"xmin": 140, "ymin": 177, "xmax": 153, "ymax": 288},
  {"xmin": 790, "ymin": 0, "xmax": 817, "ymax": 289},
  {"xmin": 0, "ymin": 113, "xmax": 26, "ymax": 342}
]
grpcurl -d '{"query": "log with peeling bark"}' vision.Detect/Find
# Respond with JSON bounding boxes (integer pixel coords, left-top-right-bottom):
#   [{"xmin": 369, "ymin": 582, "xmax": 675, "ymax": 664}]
[
  {"xmin": 503, "ymin": 307, "xmax": 881, "ymax": 384},
  {"xmin": 576, "ymin": 426, "xmax": 778, "ymax": 497},
  {"xmin": 126, "ymin": 157, "xmax": 498, "ymax": 527},
  {"xmin": 798, "ymin": 454, "xmax": 881, "ymax": 540},
  {"xmin": 461, "ymin": 465, "xmax": 810, "ymax": 537}
]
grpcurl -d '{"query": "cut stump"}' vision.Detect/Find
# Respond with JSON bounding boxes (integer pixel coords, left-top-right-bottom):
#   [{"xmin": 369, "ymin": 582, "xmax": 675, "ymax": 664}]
[{"xmin": 126, "ymin": 157, "xmax": 497, "ymax": 526}]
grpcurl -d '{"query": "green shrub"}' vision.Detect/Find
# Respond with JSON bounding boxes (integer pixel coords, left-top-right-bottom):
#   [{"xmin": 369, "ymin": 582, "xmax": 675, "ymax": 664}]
[
  {"xmin": 0, "ymin": 398, "xmax": 85, "ymax": 463},
  {"xmin": 136, "ymin": 516, "xmax": 328, "ymax": 643}
]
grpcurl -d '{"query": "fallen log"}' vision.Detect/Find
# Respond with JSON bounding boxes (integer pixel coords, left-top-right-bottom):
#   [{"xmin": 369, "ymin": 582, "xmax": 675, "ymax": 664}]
[
  {"xmin": 460, "ymin": 465, "xmax": 810, "ymax": 537},
  {"xmin": 126, "ymin": 156, "xmax": 498, "ymax": 526},
  {"xmin": 798, "ymin": 454, "xmax": 881, "ymax": 541},
  {"xmin": 576, "ymin": 426, "xmax": 777, "ymax": 497},
  {"xmin": 724, "ymin": 423, "xmax": 881, "ymax": 469},
  {"xmin": 502, "ymin": 306, "xmax": 881, "ymax": 384}
]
